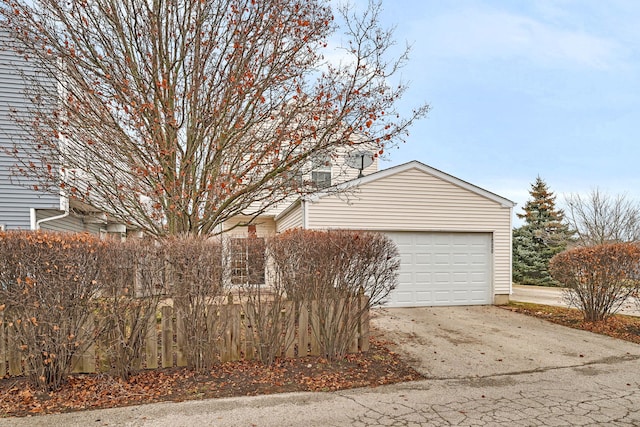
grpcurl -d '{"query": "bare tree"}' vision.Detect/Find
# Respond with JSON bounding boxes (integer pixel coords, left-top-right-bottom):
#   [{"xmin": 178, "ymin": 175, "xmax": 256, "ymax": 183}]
[
  {"xmin": 1, "ymin": 0, "xmax": 428, "ymax": 235},
  {"xmin": 564, "ymin": 189, "xmax": 640, "ymax": 246}
]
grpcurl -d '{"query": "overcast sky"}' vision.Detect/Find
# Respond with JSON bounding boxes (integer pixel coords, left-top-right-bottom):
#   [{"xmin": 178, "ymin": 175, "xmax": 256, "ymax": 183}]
[{"xmin": 353, "ymin": 0, "xmax": 640, "ymax": 226}]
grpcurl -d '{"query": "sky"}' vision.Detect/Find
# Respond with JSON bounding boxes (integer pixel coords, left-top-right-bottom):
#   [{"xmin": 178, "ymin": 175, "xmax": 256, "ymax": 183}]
[{"xmin": 351, "ymin": 0, "xmax": 640, "ymax": 226}]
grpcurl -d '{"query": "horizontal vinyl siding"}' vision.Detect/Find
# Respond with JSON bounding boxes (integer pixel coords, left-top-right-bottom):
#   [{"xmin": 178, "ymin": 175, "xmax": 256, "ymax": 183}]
[
  {"xmin": 275, "ymin": 203, "xmax": 303, "ymax": 232},
  {"xmin": 331, "ymin": 145, "xmax": 379, "ymax": 184},
  {"xmin": 1, "ymin": 31, "xmax": 59, "ymax": 230},
  {"xmin": 222, "ymin": 215, "xmax": 276, "ymax": 238},
  {"xmin": 307, "ymin": 167, "xmax": 512, "ymax": 296},
  {"xmin": 36, "ymin": 210, "xmax": 103, "ymax": 234}
]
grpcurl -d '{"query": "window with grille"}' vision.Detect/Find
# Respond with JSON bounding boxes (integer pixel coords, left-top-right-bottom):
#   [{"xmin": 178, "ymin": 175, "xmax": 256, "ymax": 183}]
[{"xmin": 230, "ymin": 237, "xmax": 266, "ymax": 285}]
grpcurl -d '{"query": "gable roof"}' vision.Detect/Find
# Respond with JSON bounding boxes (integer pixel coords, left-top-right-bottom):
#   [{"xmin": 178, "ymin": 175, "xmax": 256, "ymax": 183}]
[
  {"xmin": 276, "ymin": 160, "xmax": 515, "ymax": 221},
  {"xmin": 319, "ymin": 160, "xmax": 514, "ymax": 207}
]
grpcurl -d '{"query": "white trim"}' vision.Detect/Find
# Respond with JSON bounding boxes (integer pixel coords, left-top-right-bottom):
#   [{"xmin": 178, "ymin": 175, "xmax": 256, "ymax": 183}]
[
  {"xmin": 0, "ymin": 224, "xmax": 5, "ymax": 231},
  {"xmin": 274, "ymin": 199, "xmax": 301, "ymax": 222},
  {"xmin": 509, "ymin": 203, "xmax": 513, "ymax": 295},
  {"xmin": 30, "ymin": 208, "xmax": 37, "ymax": 230},
  {"xmin": 302, "ymin": 199, "xmax": 308, "ymax": 229}
]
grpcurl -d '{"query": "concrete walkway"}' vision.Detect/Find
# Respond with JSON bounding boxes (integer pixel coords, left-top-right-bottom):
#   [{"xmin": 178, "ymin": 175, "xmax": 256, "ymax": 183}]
[
  {"xmin": 2, "ymin": 306, "xmax": 639, "ymax": 426},
  {"xmin": 511, "ymin": 284, "xmax": 640, "ymax": 317}
]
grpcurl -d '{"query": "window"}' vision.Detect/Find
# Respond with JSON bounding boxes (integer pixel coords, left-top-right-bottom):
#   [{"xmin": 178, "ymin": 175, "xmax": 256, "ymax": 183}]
[
  {"xmin": 230, "ymin": 237, "xmax": 266, "ymax": 285},
  {"xmin": 311, "ymin": 170, "xmax": 331, "ymax": 189},
  {"xmin": 311, "ymin": 156, "xmax": 332, "ymax": 189}
]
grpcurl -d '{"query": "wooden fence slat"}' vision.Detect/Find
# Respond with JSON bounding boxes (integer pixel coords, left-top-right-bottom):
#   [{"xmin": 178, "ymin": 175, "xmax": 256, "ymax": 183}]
[
  {"xmin": 206, "ymin": 305, "xmax": 220, "ymax": 363},
  {"xmin": 71, "ymin": 314, "xmax": 96, "ymax": 373},
  {"xmin": 130, "ymin": 313, "xmax": 143, "ymax": 371},
  {"xmin": 228, "ymin": 304, "xmax": 240, "ymax": 361},
  {"xmin": 216, "ymin": 305, "xmax": 231, "ymax": 363},
  {"xmin": 176, "ymin": 310, "xmax": 187, "ymax": 367},
  {"xmin": 82, "ymin": 342, "xmax": 96, "ymax": 373},
  {"xmin": 83, "ymin": 313, "xmax": 97, "ymax": 373},
  {"xmin": 161, "ymin": 306, "xmax": 173, "ymax": 368},
  {"xmin": 284, "ymin": 301, "xmax": 295, "ymax": 358},
  {"xmin": 297, "ymin": 303, "xmax": 309, "ymax": 358},
  {"xmin": 7, "ymin": 326, "xmax": 22, "ymax": 376},
  {"xmin": 0, "ymin": 312, "xmax": 5, "ymax": 377},
  {"xmin": 241, "ymin": 307, "xmax": 254, "ymax": 361},
  {"xmin": 348, "ymin": 299, "xmax": 359, "ymax": 354},
  {"xmin": 309, "ymin": 300, "xmax": 320, "ymax": 356},
  {"xmin": 145, "ymin": 313, "xmax": 158, "ymax": 369},
  {"xmin": 359, "ymin": 296, "xmax": 370, "ymax": 352}
]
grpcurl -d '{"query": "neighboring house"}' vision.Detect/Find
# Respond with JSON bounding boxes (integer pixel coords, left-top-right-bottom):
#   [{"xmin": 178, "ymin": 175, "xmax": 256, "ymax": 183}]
[
  {"xmin": 225, "ymin": 160, "xmax": 515, "ymax": 307},
  {"xmin": 0, "ymin": 30, "xmax": 128, "ymax": 236}
]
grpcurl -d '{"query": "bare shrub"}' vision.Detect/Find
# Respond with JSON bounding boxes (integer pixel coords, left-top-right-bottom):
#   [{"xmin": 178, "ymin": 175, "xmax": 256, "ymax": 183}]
[
  {"xmin": 97, "ymin": 239, "xmax": 164, "ymax": 380},
  {"xmin": 164, "ymin": 236, "xmax": 226, "ymax": 371},
  {"xmin": 549, "ymin": 243, "xmax": 640, "ymax": 321},
  {"xmin": 239, "ymin": 235, "xmax": 294, "ymax": 365},
  {"xmin": 0, "ymin": 231, "xmax": 106, "ymax": 390},
  {"xmin": 268, "ymin": 229, "xmax": 399, "ymax": 359}
]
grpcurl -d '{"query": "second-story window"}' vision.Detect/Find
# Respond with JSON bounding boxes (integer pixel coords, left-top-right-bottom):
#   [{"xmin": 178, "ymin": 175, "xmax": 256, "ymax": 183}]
[{"xmin": 311, "ymin": 156, "xmax": 332, "ymax": 189}]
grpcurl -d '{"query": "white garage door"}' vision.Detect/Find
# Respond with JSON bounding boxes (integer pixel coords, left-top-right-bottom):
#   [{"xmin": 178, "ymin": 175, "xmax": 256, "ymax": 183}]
[{"xmin": 385, "ymin": 232, "xmax": 492, "ymax": 307}]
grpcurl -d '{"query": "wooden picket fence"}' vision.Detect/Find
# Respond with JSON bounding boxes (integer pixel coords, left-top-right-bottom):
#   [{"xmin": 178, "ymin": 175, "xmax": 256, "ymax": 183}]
[{"xmin": 0, "ymin": 296, "xmax": 370, "ymax": 377}]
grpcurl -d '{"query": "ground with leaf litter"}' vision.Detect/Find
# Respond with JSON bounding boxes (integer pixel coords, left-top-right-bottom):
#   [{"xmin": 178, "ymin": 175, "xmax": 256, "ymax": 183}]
[
  {"xmin": 0, "ymin": 337, "xmax": 422, "ymax": 417},
  {"xmin": 505, "ymin": 301, "xmax": 640, "ymax": 344},
  {"xmin": 3, "ymin": 304, "xmax": 640, "ymax": 418}
]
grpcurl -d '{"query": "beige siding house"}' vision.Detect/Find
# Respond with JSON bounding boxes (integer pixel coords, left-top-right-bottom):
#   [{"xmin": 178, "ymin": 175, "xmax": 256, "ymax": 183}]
[{"xmin": 227, "ymin": 160, "xmax": 514, "ymax": 307}]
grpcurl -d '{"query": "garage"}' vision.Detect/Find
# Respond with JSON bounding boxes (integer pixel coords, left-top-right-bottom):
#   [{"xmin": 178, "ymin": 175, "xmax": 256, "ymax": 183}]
[
  {"xmin": 275, "ymin": 160, "xmax": 514, "ymax": 307},
  {"xmin": 385, "ymin": 231, "xmax": 492, "ymax": 307}
]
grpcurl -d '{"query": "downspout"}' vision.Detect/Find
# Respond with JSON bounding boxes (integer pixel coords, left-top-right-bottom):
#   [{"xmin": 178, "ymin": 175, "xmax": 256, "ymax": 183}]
[
  {"xmin": 35, "ymin": 55, "xmax": 71, "ymax": 231},
  {"xmin": 301, "ymin": 198, "xmax": 308, "ymax": 229},
  {"xmin": 35, "ymin": 198, "xmax": 70, "ymax": 230}
]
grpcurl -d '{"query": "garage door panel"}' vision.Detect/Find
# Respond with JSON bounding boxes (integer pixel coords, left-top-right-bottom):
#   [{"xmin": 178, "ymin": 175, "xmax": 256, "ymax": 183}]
[
  {"xmin": 415, "ymin": 291, "xmax": 433, "ymax": 303},
  {"xmin": 385, "ymin": 232, "xmax": 492, "ymax": 307},
  {"xmin": 452, "ymin": 272, "xmax": 469, "ymax": 283},
  {"xmin": 413, "ymin": 254, "xmax": 433, "ymax": 265},
  {"xmin": 415, "ymin": 272, "xmax": 432, "ymax": 282},
  {"xmin": 393, "ymin": 292, "xmax": 414, "ymax": 305}
]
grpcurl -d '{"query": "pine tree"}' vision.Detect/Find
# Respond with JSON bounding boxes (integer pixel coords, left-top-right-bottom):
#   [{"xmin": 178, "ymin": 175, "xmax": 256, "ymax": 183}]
[{"xmin": 513, "ymin": 177, "xmax": 574, "ymax": 286}]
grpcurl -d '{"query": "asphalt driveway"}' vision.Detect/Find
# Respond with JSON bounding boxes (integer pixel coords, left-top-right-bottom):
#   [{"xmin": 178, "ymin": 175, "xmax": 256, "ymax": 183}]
[
  {"xmin": 370, "ymin": 306, "xmax": 640, "ymax": 378},
  {"xmin": 2, "ymin": 306, "xmax": 640, "ymax": 426}
]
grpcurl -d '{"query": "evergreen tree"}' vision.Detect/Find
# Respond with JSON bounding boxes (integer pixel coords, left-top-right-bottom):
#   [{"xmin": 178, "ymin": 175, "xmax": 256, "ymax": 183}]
[{"xmin": 513, "ymin": 177, "xmax": 574, "ymax": 286}]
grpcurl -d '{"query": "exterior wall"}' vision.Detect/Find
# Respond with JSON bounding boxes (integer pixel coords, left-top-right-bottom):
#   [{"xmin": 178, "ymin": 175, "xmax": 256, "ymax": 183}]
[
  {"xmin": 0, "ymin": 31, "xmax": 60, "ymax": 230},
  {"xmin": 305, "ymin": 166, "xmax": 513, "ymax": 297},
  {"xmin": 275, "ymin": 201, "xmax": 303, "ymax": 232},
  {"xmin": 331, "ymin": 146, "xmax": 379, "ymax": 183},
  {"xmin": 222, "ymin": 215, "xmax": 276, "ymax": 237},
  {"xmin": 243, "ymin": 148, "xmax": 379, "ymax": 219},
  {"xmin": 36, "ymin": 209, "xmax": 104, "ymax": 234}
]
